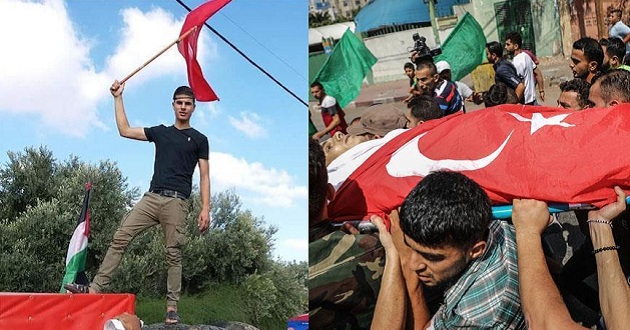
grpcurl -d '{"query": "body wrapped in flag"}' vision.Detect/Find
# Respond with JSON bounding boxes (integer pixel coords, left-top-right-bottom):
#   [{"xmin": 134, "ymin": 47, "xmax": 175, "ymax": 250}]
[{"xmin": 328, "ymin": 104, "xmax": 630, "ymax": 225}]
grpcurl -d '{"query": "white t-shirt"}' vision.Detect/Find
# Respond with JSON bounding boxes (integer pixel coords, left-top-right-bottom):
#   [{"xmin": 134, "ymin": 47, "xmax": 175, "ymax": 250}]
[{"xmin": 512, "ymin": 52, "xmax": 537, "ymax": 104}]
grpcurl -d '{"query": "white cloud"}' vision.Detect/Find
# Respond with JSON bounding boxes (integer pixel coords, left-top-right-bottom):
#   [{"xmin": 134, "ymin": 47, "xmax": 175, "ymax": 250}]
[
  {"xmin": 104, "ymin": 6, "xmax": 216, "ymax": 86},
  {"xmin": 228, "ymin": 112, "xmax": 267, "ymax": 138},
  {"xmin": 210, "ymin": 152, "xmax": 306, "ymax": 207},
  {"xmin": 0, "ymin": 0, "xmax": 216, "ymax": 137},
  {"xmin": 0, "ymin": 0, "xmax": 108, "ymax": 136}
]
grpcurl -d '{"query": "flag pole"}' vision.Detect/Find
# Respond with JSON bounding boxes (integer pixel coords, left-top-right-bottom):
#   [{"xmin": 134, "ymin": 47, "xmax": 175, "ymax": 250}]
[{"xmin": 119, "ymin": 26, "xmax": 197, "ymax": 84}]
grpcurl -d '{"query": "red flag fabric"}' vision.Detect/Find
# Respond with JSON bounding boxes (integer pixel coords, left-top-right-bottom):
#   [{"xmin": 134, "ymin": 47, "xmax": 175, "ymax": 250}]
[
  {"xmin": 328, "ymin": 104, "xmax": 630, "ymax": 223},
  {"xmin": 178, "ymin": 0, "xmax": 232, "ymax": 102}
]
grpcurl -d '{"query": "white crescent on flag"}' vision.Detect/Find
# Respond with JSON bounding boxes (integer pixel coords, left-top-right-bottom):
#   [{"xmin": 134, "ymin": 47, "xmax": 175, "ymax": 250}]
[{"xmin": 386, "ymin": 130, "xmax": 514, "ymax": 177}]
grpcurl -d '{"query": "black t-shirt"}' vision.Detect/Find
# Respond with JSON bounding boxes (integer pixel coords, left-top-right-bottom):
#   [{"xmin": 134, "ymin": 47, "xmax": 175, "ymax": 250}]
[{"xmin": 144, "ymin": 125, "xmax": 209, "ymax": 198}]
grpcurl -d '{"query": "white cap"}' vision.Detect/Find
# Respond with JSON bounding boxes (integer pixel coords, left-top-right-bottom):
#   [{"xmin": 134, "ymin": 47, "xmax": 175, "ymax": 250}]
[
  {"xmin": 104, "ymin": 319, "xmax": 125, "ymax": 330},
  {"xmin": 435, "ymin": 60, "xmax": 451, "ymax": 74}
]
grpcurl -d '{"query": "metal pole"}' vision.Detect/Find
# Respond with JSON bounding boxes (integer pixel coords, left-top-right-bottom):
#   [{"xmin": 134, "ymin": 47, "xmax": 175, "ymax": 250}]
[{"xmin": 428, "ymin": 0, "xmax": 441, "ymax": 46}]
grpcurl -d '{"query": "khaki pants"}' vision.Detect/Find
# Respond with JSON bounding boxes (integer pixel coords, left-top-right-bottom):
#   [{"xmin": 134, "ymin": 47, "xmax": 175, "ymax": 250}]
[{"xmin": 91, "ymin": 192, "xmax": 189, "ymax": 307}]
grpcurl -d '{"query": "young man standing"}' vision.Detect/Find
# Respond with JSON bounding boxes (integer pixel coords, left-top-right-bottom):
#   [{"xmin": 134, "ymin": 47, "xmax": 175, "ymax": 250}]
[
  {"xmin": 310, "ymin": 81, "xmax": 348, "ymax": 141},
  {"xmin": 570, "ymin": 37, "xmax": 604, "ymax": 83},
  {"xmin": 486, "ymin": 41, "xmax": 525, "ymax": 102},
  {"xmin": 505, "ymin": 32, "xmax": 545, "ymax": 104},
  {"xmin": 608, "ymin": 9, "xmax": 630, "ymax": 55},
  {"xmin": 65, "ymin": 80, "xmax": 211, "ymax": 325}
]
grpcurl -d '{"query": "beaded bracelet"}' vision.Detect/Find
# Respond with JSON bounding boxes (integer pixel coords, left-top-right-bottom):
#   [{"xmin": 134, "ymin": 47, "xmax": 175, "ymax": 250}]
[
  {"xmin": 587, "ymin": 219, "xmax": 613, "ymax": 228},
  {"xmin": 592, "ymin": 245, "xmax": 620, "ymax": 255}
]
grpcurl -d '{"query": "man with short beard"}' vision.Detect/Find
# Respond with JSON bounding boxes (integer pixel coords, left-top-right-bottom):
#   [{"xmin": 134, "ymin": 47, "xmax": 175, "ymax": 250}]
[{"xmin": 371, "ymin": 171, "xmax": 525, "ymax": 329}]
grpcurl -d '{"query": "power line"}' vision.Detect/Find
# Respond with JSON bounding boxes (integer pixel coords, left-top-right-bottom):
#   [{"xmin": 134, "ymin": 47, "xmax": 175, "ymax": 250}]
[{"xmin": 174, "ymin": 0, "xmax": 307, "ymax": 107}]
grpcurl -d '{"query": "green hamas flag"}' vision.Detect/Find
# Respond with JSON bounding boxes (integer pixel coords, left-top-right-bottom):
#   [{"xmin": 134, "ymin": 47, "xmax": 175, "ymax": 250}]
[
  {"xmin": 435, "ymin": 13, "xmax": 487, "ymax": 82},
  {"xmin": 312, "ymin": 29, "xmax": 377, "ymax": 108}
]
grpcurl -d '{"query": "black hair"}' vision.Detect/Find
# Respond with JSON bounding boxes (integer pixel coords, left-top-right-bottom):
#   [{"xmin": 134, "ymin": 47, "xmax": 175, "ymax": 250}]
[
  {"xmin": 309, "ymin": 138, "xmax": 327, "ymax": 223},
  {"xmin": 599, "ymin": 38, "xmax": 609, "ymax": 48},
  {"xmin": 506, "ymin": 31, "xmax": 522, "ymax": 48},
  {"xmin": 599, "ymin": 69, "xmax": 630, "ymax": 104},
  {"xmin": 573, "ymin": 37, "xmax": 604, "ymax": 69},
  {"xmin": 173, "ymin": 86, "xmax": 195, "ymax": 100},
  {"xmin": 610, "ymin": 8, "xmax": 623, "ymax": 17},
  {"xmin": 606, "ymin": 37, "xmax": 626, "ymax": 63},
  {"xmin": 559, "ymin": 79, "xmax": 592, "ymax": 108},
  {"xmin": 486, "ymin": 41, "xmax": 503, "ymax": 58},
  {"xmin": 310, "ymin": 81, "xmax": 324, "ymax": 89},
  {"xmin": 399, "ymin": 171, "xmax": 491, "ymax": 250},
  {"xmin": 415, "ymin": 60, "xmax": 437, "ymax": 75},
  {"xmin": 409, "ymin": 95, "xmax": 442, "ymax": 122},
  {"xmin": 484, "ymin": 82, "xmax": 518, "ymax": 107},
  {"xmin": 404, "ymin": 62, "xmax": 415, "ymax": 70}
]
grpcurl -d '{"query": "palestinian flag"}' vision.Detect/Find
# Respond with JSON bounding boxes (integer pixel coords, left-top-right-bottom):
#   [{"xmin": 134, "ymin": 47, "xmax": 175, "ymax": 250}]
[{"xmin": 60, "ymin": 182, "xmax": 92, "ymax": 292}]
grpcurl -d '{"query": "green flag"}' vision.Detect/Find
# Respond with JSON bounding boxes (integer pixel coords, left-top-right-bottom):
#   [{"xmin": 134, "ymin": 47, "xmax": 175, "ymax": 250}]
[
  {"xmin": 435, "ymin": 13, "xmax": 487, "ymax": 81},
  {"xmin": 312, "ymin": 29, "xmax": 377, "ymax": 108}
]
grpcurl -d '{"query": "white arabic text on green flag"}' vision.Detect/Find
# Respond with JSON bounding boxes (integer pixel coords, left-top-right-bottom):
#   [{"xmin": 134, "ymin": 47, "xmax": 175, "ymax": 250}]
[
  {"xmin": 435, "ymin": 13, "xmax": 487, "ymax": 82},
  {"xmin": 312, "ymin": 29, "xmax": 377, "ymax": 108}
]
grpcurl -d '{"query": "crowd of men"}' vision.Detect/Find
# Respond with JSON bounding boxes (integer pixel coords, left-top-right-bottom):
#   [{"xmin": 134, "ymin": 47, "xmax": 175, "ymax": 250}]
[{"xmin": 308, "ymin": 11, "xmax": 630, "ymax": 330}]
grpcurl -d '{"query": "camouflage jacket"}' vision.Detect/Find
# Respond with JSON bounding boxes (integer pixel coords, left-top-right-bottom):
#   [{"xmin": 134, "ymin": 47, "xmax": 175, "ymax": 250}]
[{"xmin": 309, "ymin": 229, "xmax": 385, "ymax": 329}]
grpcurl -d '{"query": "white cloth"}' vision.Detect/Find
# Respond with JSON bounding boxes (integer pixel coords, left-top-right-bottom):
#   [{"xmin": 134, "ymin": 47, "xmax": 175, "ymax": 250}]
[
  {"xmin": 328, "ymin": 129, "xmax": 407, "ymax": 191},
  {"xmin": 455, "ymin": 81, "xmax": 473, "ymax": 99},
  {"xmin": 512, "ymin": 52, "xmax": 537, "ymax": 104},
  {"xmin": 320, "ymin": 94, "xmax": 337, "ymax": 108}
]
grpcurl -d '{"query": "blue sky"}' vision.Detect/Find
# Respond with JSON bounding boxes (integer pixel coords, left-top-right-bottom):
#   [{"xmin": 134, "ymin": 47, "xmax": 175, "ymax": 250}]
[{"xmin": 0, "ymin": 0, "xmax": 308, "ymax": 262}]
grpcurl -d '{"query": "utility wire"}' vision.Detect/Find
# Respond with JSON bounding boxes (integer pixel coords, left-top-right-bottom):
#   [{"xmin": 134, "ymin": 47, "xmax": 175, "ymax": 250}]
[{"xmin": 175, "ymin": 0, "xmax": 308, "ymax": 107}]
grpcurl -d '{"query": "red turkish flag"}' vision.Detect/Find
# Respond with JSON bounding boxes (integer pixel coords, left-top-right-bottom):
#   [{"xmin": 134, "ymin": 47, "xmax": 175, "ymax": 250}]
[
  {"xmin": 178, "ymin": 0, "xmax": 232, "ymax": 102},
  {"xmin": 328, "ymin": 104, "xmax": 630, "ymax": 223}
]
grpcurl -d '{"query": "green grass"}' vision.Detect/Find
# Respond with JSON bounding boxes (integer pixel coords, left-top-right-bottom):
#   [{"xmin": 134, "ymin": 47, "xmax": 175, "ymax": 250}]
[{"xmin": 135, "ymin": 283, "xmax": 286, "ymax": 329}]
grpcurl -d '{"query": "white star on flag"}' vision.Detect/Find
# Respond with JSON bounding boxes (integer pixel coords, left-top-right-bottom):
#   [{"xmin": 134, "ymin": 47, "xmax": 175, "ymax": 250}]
[{"xmin": 509, "ymin": 113, "xmax": 575, "ymax": 135}]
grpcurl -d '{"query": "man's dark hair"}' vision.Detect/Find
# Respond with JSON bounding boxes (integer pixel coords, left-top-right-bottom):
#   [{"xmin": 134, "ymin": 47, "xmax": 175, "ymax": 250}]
[
  {"xmin": 173, "ymin": 86, "xmax": 195, "ymax": 100},
  {"xmin": 559, "ymin": 79, "xmax": 591, "ymax": 108},
  {"xmin": 484, "ymin": 82, "xmax": 518, "ymax": 107},
  {"xmin": 415, "ymin": 60, "xmax": 437, "ymax": 75},
  {"xmin": 400, "ymin": 171, "xmax": 491, "ymax": 250},
  {"xmin": 611, "ymin": 8, "xmax": 623, "ymax": 17},
  {"xmin": 599, "ymin": 38, "xmax": 609, "ymax": 48},
  {"xmin": 409, "ymin": 95, "xmax": 442, "ymax": 122},
  {"xmin": 404, "ymin": 62, "xmax": 415, "ymax": 70},
  {"xmin": 309, "ymin": 138, "xmax": 327, "ymax": 223},
  {"xmin": 598, "ymin": 69, "xmax": 630, "ymax": 104},
  {"xmin": 572, "ymin": 37, "xmax": 604, "ymax": 69},
  {"xmin": 486, "ymin": 41, "xmax": 503, "ymax": 58},
  {"xmin": 606, "ymin": 37, "xmax": 626, "ymax": 62},
  {"xmin": 506, "ymin": 32, "xmax": 522, "ymax": 48},
  {"xmin": 310, "ymin": 81, "xmax": 324, "ymax": 89}
]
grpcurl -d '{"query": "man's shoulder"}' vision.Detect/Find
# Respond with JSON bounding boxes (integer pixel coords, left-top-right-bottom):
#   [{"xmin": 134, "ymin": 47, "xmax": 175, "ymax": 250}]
[
  {"xmin": 185, "ymin": 127, "xmax": 208, "ymax": 140},
  {"xmin": 437, "ymin": 221, "xmax": 522, "ymax": 326},
  {"xmin": 321, "ymin": 95, "xmax": 338, "ymax": 108}
]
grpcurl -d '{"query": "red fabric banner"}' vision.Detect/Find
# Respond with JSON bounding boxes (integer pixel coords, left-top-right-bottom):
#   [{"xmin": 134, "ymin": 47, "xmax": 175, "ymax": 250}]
[
  {"xmin": 328, "ymin": 104, "xmax": 630, "ymax": 222},
  {"xmin": 178, "ymin": 0, "xmax": 232, "ymax": 102}
]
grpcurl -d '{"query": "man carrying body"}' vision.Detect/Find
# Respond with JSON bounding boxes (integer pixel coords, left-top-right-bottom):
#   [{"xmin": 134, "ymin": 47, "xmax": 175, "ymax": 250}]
[
  {"xmin": 588, "ymin": 68, "xmax": 630, "ymax": 108},
  {"xmin": 570, "ymin": 37, "xmax": 604, "ymax": 83},
  {"xmin": 310, "ymin": 81, "xmax": 349, "ymax": 141},
  {"xmin": 557, "ymin": 79, "xmax": 591, "ymax": 110},
  {"xmin": 414, "ymin": 60, "xmax": 463, "ymax": 116},
  {"xmin": 371, "ymin": 171, "xmax": 525, "ymax": 329},
  {"xmin": 505, "ymin": 32, "xmax": 545, "ymax": 105},
  {"xmin": 486, "ymin": 41, "xmax": 525, "ymax": 102},
  {"xmin": 608, "ymin": 9, "xmax": 630, "ymax": 55},
  {"xmin": 65, "ymin": 81, "xmax": 211, "ymax": 325}
]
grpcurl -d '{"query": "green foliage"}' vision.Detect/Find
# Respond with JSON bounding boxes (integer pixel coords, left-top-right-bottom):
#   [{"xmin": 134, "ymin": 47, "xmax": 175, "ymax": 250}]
[{"xmin": 0, "ymin": 146, "xmax": 307, "ymax": 326}]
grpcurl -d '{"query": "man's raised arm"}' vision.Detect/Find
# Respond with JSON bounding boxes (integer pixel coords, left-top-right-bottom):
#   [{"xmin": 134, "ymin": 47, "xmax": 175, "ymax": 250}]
[{"xmin": 110, "ymin": 80, "xmax": 147, "ymax": 141}]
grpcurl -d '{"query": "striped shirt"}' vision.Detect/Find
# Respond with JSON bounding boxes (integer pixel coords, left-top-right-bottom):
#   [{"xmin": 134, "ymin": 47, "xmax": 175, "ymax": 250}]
[{"xmin": 432, "ymin": 221, "xmax": 526, "ymax": 329}]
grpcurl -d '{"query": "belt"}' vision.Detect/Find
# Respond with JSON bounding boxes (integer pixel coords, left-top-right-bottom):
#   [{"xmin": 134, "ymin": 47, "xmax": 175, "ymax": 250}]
[{"xmin": 150, "ymin": 189, "xmax": 187, "ymax": 200}]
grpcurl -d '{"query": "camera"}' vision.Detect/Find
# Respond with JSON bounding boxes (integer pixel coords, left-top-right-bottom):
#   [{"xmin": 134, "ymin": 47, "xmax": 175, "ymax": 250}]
[{"xmin": 411, "ymin": 33, "xmax": 442, "ymax": 64}]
